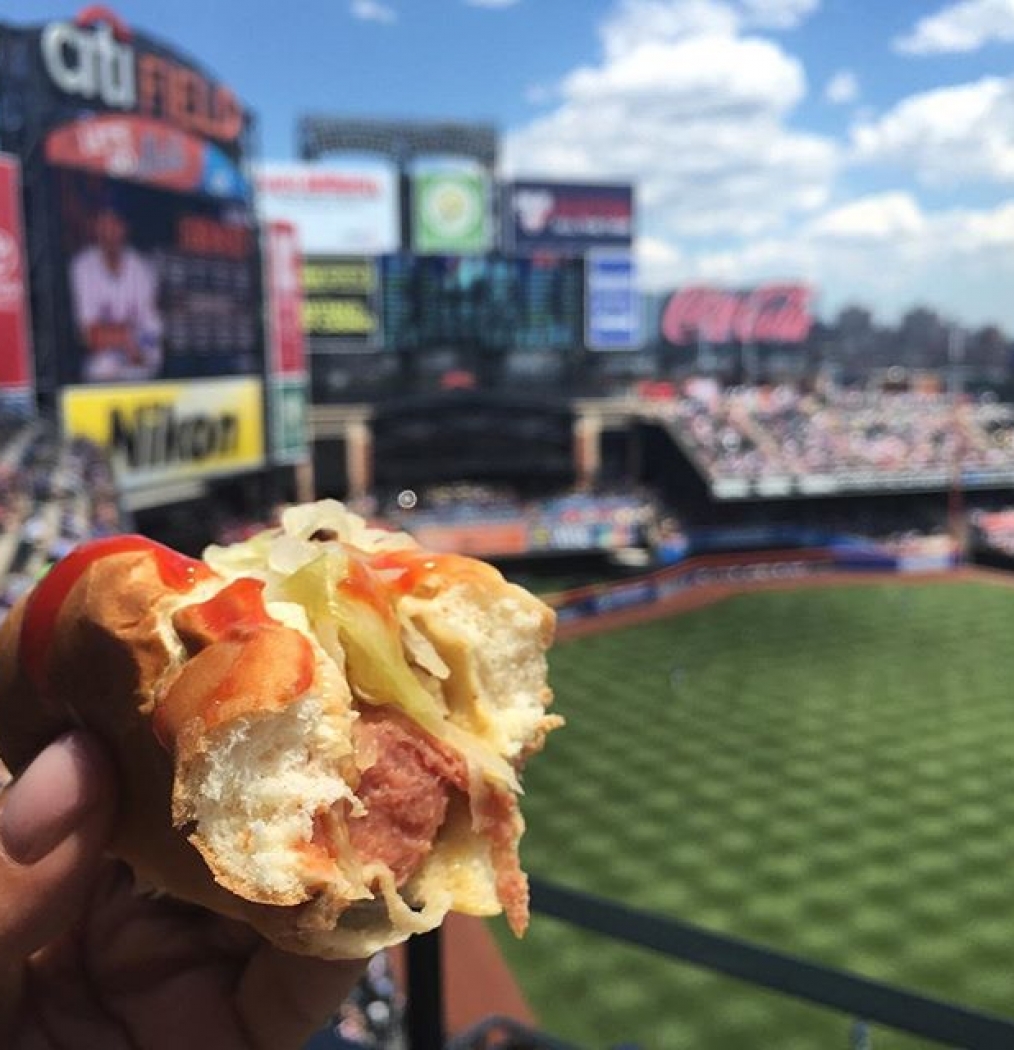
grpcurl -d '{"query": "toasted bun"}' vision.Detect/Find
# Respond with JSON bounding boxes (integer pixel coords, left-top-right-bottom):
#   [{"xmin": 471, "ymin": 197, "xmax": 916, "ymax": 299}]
[{"xmin": 0, "ymin": 501, "xmax": 560, "ymax": 958}]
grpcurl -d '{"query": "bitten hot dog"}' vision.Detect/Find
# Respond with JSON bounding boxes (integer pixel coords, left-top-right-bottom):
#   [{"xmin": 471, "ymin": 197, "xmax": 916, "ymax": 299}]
[{"xmin": 0, "ymin": 501, "xmax": 561, "ymax": 958}]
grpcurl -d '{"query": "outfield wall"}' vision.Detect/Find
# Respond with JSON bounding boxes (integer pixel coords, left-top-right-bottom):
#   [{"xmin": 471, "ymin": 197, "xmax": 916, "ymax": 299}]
[{"xmin": 549, "ymin": 543, "xmax": 960, "ymax": 626}]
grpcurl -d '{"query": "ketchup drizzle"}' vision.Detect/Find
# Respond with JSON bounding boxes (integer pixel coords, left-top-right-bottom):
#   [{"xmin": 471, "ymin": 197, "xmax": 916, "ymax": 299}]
[{"xmin": 20, "ymin": 535, "xmax": 211, "ymax": 692}]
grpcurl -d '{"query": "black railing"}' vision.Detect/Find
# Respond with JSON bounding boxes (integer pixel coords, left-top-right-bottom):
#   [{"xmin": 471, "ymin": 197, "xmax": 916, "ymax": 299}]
[
  {"xmin": 409, "ymin": 876, "xmax": 1014, "ymax": 1050},
  {"xmin": 406, "ymin": 930, "xmax": 446, "ymax": 1050}
]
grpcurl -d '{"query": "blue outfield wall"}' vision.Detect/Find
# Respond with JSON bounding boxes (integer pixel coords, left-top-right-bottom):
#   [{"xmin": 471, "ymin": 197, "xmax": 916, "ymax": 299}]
[{"xmin": 551, "ymin": 541, "xmax": 961, "ymax": 626}]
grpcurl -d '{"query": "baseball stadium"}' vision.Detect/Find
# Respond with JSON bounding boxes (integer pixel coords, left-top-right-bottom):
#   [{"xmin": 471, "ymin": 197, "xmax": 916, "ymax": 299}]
[{"xmin": 4, "ymin": 6, "xmax": 1014, "ymax": 1050}]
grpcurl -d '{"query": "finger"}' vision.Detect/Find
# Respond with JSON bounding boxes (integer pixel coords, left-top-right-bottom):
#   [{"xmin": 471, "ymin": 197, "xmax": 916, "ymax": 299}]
[
  {"xmin": 73, "ymin": 865, "xmax": 250, "ymax": 1050},
  {"xmin": 0, "ymin": 732, "xmax": 116, "ymax": 961},
  {"xmin": 205, "ymin": 916, "xmax": 263, "ymax": 960},
  {"xmin": 25, "ymin": 933, "xmax": 136, "ymax": 1050},
  {"xmin": 84, "ymin": 866, "xmax": 243, "ymax": 992},
  {"xmin": 236, "ymin": 946, "xmax": 366, "ymax": 1050},
  {"xmin": 96, "ymin": 964, "xmax": 248, "ymax": 1050}
]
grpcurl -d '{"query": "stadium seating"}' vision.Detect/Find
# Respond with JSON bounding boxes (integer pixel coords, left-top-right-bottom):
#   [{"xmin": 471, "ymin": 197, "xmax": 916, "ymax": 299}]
[
  {"xmin": 0, "ymin": 415, "xmax": 126, "ymax": 620},
  {"xmin": 659, "ymin": 383, "xmax": 1014, "ymax": 490}
]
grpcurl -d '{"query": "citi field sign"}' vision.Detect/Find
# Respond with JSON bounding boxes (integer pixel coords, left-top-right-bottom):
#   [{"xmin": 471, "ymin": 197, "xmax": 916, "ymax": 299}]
[{"xmin": 39, "ymin": 5, "xmax": 244, "ymax": 146}]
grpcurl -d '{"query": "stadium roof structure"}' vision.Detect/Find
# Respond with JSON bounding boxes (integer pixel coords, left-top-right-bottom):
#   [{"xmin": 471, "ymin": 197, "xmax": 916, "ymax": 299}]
[{"xmin": 297, "ymin": 116, "xmax": 498, "ymax": 168}]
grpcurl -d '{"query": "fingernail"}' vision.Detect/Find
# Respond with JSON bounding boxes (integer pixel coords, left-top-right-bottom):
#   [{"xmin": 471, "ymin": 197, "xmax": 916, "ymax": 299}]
[{"xmin": 0, "ymin": 732, "xmax": 105, "ymax": 865}]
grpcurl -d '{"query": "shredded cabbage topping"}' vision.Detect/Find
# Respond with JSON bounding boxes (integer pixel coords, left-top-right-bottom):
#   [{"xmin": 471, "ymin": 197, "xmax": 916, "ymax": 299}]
[
  {"xmin": 282, "ymin": 499, "xmax": 416, "ymax": 553},
  {"xmin": 202, "ymin": 501, "xmax": 520, "ymax": 794}
]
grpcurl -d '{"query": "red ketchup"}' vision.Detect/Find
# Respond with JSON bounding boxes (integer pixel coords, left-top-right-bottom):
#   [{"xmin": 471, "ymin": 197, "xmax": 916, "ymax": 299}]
[
  {"xmin": 154, "ymin": 577, "xmax": 316, "ymax": 747},
  {"xmin": 20, "ymin": 535, "xmax": 211, "ymax": 693},
  {"xmin": 171, "ymin": 576, "xmax": 276, "ymax": 651},
  {"xmin": 368, "ymin": 549, "xmax": 498, "ymax": 596},
  {"xmin": 339, "ymin": 554, "xmax": 398, "ymax": 621}
]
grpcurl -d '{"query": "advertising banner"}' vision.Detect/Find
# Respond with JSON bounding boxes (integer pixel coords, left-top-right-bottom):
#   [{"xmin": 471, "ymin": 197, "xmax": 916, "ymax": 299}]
[
  {"xmin": 412, "ymin": 170, "xmax": 491, "ymax": 255},
  {"xmin": 585, "ymin": 250, "xmax": 641, "ymax": 351},
  {"xmin": 269, "ymin": 375, "xmax": 309, "ymax": 465},
  {"xmin": 661, "ymin": 284, "xmax": 812, "ymax": 345},
  {"xmin": 255, "ymin": 163, "xmax": 398, "ymax": 256},
  {"xmin": 45, "ymin": 115, "xmax": 250, "ymax": 198},
  {"xmin": 48, "ymin": 166, "xmax": 261, "ymax": 386},
  {"xmin": 303, "ymin": 256, "xmax": 382, "ymax": 352},
  {"xmin": 504, "ymin": 181, "xmax": 634, "ymax": 255},
  {"xmin": 410, "ymin": 520, "xmax": 529, "ymax": 557},
  {"xmin": 33, "ymin": 9, "xmax": 247, "ymax": 158},
  {"xmin": 0, "ymin": 8, "xmax": 260, "ymax": 415},
  {"xmin": 264, "ymin": 222, "xmax": 305, "ymax": 376},
  {"xmin": 264, "ymin": 222, "xmax": 308, "ymax": 465},
  {"xmin": 61, "ymin": 376, "xmax": 265, "ymax": 489},
  {"xmin": 0, "ymin": 153, "xmax": 34, "ymax": 410}
]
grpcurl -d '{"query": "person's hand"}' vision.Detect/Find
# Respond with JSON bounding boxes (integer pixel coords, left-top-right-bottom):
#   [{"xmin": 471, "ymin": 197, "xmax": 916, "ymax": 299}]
[{"xmin": 0, "ymin": 732, "xmax": 366, "ymax": 1049}]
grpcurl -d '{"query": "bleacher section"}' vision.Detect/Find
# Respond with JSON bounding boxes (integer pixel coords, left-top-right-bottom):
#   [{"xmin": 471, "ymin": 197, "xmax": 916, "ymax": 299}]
[
  {"xmin": 0, "ymin": 415, "xmax": 126, "ymax": 619},
  {"xmin": 654, "ymin": 383, "xmax": 1014, "ymax": 498}
]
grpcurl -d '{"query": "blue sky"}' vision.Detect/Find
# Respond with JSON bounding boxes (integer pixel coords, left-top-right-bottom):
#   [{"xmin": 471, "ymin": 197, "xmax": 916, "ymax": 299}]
[{"xmin": 9, "ymin": 0, "xmax": 1014, "ymax": 329}]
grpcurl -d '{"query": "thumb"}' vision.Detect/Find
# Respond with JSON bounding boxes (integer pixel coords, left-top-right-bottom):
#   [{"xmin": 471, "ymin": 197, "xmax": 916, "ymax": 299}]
[{"xmin": 0, "ymin": 731, "xmax": 117, "ymax": 961}]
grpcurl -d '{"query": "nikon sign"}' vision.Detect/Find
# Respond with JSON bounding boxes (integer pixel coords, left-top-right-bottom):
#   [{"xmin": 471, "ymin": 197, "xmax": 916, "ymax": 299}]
[{"xmin": 61, "ymin": 377, "xmax": 264, "ymax": 489}]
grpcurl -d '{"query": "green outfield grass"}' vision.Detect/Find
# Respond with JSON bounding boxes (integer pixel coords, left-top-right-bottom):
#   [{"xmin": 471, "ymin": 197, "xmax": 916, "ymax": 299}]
[{"xmin": 495, "ymin": 580, "xmax": 1014, "ymax": 1049}]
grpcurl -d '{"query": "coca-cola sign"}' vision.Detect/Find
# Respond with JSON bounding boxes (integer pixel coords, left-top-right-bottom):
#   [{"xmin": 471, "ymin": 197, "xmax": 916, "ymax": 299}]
[{"xmin": 661, "ymin": 284, "xmax": 812, "ymax": 345}]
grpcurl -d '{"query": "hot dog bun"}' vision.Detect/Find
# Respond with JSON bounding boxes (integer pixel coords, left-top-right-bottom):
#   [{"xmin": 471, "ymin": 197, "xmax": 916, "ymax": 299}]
[{"xmin": 0, "ymin": 500, "xmax": 560, "ymax": 958}]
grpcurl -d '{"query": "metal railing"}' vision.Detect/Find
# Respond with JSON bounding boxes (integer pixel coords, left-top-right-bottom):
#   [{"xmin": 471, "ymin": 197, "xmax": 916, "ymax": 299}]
[{"xmin": 408, "ymin": 876, "xmax": 1014, "ymax": 1050}]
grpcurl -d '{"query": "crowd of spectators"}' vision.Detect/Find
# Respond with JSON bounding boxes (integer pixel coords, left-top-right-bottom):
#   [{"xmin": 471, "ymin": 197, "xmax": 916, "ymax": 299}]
[
  {"xmin": 660, "ymin": 382, "xmax": 1014, "ymax": 487},
  {"xmin": 380, "ymin": 483, "xmax": 660, "ymax": 554},
  {"xmin": 967, "ymin": 401, "xmax": 1014, "ymax": 470},
  {"xmin": 0, "ymin": 417, "xmax": 125, "ymax": 619},
  {"xmin": 389, "ymin": 483, "xmax": 519, "ymax": 521}
]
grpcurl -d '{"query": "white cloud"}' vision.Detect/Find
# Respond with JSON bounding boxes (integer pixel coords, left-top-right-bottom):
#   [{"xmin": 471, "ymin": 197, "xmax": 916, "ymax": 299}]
[
  {"xmin": 895, "ymin": 0, "xmax": 1014, "ymax": 55},
  {"xmin": 504, "ymin": 2, "xmax": 837, "ymax": 240},
  {"xmin": 636, "ymin": 235, "xmax": 685, "ymax": 288},
  {"xmin": 524, "ymin": 82, "xmax": 554, "ymax": 105},
  {"xmin": 738, "ymin": 0, "xmax": 820, "ymax": 29},
  {"xmin": 670, "ymin": 194, "xmax": 1014, "ymax": 327},
  {"xmin": 807, "ymin": 192, "xmax": 925, "ymax": 240},
  {"xmin": 851, "ymin": 76, "xmax": 1014, "ymax": 185},
  {"xmin": 350, "ymin": 0, "xmax": 397, "ymax": 24},
  {"xmin": 598, "ymin": 0, "xmax": 818, "ymax": 54},
  {"xmin": 599, "ymin": 0, "xmax": 740, "ymax": 57},
  {"xmin": 501, "ymin": 0, "xmax": 1014, "ymax": 328},
  {"xmin": 824, "ymin": 69, "xmax": 859, "ymax": 105}
]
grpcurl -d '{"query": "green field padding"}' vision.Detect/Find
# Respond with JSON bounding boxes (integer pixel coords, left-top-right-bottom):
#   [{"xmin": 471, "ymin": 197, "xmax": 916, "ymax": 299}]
[{"xmin": 495, "ymin": 581, "xmax": 1014, "ymax": 1050}]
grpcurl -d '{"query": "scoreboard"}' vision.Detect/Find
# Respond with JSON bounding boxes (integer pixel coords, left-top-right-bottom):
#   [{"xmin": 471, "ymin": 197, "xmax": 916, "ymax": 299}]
[
  {"xmin": 302, "ymin": 256, "xmax": 382, "ymax": 352},
  {"xmin": 379, "ymin": 254, "xmax": 583, "ymax": 353}
]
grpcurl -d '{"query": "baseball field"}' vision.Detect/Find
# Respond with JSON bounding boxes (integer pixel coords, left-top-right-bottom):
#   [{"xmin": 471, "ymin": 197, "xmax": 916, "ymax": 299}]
[{"xmin": 494, "ymin": 577, "xmax": 1014, "ymax": 1049}]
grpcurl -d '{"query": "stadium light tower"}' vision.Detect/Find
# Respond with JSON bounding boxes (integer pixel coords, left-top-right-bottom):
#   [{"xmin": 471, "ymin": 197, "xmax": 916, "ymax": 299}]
[
  {"xmin": 947, "ymin": 323, "xmax": 968, "ymax": 557},
  {"xmin": 947, "ymin": 324, "xmax": 965, "ymax": 398}
]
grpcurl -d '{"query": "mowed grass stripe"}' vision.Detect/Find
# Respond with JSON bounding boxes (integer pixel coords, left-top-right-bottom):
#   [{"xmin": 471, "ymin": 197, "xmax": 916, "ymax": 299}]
[{"xmin": 495, "ymin": 582, "xmax": 1014, "ymax": 1049}]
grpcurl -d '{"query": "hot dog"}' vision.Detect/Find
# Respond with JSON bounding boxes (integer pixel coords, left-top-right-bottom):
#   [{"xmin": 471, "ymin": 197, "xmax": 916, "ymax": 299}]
[{"xmin": 0, "ymin": 500, "xmax": 560, "ymax": 958}]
